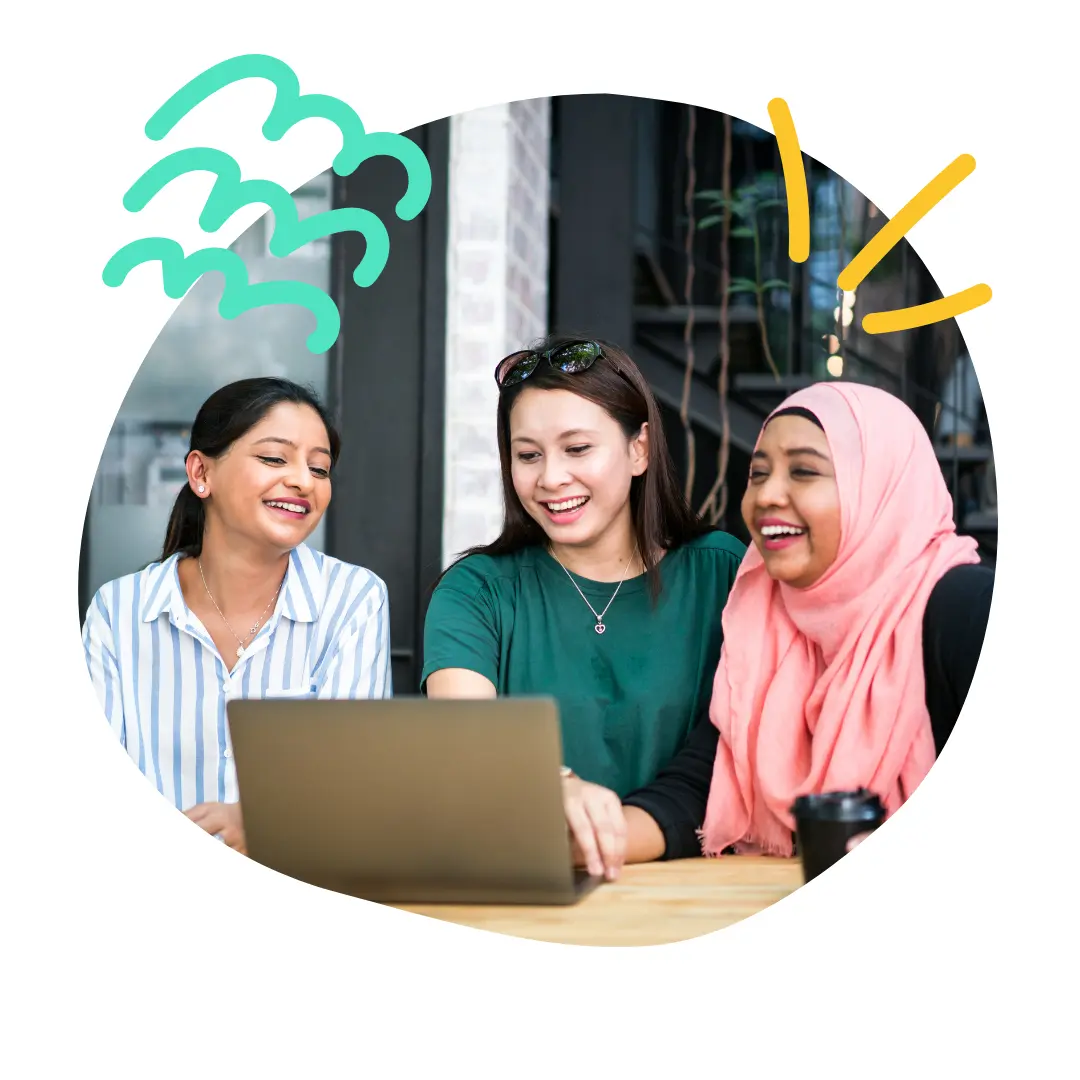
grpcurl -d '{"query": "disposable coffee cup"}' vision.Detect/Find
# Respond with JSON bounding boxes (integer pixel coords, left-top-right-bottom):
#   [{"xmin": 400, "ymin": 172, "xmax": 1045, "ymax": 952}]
[{"xmin": 791, "ymin": 789, "xmax": 886, "ymax": 883}]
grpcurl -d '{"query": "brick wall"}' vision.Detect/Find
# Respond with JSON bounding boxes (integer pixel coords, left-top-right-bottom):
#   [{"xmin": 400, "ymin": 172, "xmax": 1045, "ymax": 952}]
[{"xmin": 442, "ymin": 99, "xmax": 550, "ymax": 567}]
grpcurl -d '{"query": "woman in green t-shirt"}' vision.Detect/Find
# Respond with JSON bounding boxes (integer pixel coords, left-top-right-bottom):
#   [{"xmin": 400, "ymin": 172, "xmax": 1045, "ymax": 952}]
[{"xmin": 422, "ymin": 336, "xmax": 745, "ymax": 881}]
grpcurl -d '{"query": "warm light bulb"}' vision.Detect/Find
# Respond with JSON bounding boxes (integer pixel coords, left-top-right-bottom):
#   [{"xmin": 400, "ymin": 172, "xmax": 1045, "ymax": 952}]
[{"xmin": 826, "ymin": 355, "xmax": 844, "ymax": 377}]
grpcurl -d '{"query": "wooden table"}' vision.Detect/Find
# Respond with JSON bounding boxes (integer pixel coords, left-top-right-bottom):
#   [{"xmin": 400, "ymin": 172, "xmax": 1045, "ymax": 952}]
[{"xmin": 392, "ymin": 857, "xmax": 803, "ymax": 946}]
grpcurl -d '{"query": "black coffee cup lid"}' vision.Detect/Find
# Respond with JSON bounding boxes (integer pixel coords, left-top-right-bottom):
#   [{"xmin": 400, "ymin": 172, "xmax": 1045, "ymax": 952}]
[{"xmin": 791, "ymin": 789, "xmax": 885, "ymax": 822}]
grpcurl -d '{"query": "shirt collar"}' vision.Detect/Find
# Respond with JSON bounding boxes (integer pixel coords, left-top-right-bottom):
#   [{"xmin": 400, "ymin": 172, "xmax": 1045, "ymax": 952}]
[
  {"xmin": 139, "ymin": 543, "xmax": 326, "ymax": 625},
  {"xmin": 278, "ymin": 543, "xmax": 325, "ymax": 623},
  {"xmin": 139, "ymin": 554, "xmax": 184, "ymax": 624}
]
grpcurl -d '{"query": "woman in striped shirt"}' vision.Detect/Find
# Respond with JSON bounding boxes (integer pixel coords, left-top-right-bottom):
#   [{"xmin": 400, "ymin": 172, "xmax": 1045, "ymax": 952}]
[{"xmin": 82, "ymin": 377, "xmax": 392, "ymax": 853}]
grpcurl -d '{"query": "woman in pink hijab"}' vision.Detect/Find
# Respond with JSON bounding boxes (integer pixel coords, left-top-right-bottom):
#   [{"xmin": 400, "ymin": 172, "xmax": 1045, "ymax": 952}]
[{"xmin": 572, "ymin": 381, "xmax": 994, "ymax": 874}]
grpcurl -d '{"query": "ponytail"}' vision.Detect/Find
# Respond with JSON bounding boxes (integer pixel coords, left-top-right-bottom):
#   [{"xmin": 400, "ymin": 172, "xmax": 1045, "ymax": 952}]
[{"xmin": 160, "ymin": 484, "xmax": 205, "ymax": 562}]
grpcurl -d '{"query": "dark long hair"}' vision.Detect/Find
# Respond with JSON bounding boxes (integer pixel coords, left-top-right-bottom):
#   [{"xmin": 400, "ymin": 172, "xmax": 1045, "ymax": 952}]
[
  {"xmin": 159, "ymin": 377, "xmax": 340, "ymax": 562},
  {"xmin": 447, "ymin": 333, "xmax": 713, "ymax": 599}
]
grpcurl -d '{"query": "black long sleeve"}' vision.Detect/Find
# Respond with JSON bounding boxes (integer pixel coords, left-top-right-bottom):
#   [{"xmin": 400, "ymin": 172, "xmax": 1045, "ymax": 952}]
[
  {"xmin": 622, "ymin": 709, "xmax": 720, "ymax": 860},
  {"xmin": 623, "ymin": 562, "xmax": 995, "ymax": 860},
  {"xmin": 920, "ymin": 562, "xmax": 994, "ymax": 752}
]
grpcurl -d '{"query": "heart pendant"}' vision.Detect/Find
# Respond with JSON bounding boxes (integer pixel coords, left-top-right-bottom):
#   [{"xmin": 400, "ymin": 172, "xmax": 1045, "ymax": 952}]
[{"xmin": 595, "ymin": 623, "xmax": 606, "ymax": 634}]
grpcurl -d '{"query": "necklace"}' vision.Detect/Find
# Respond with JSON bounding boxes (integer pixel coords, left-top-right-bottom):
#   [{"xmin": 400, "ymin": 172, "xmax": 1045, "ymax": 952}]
[
  {"xmin": 549, "ymin": 547, "xmax": 638, "ymax": 634},
  {"xmin": 198, "ymin": 558, "xmax": 283, "ymax": 659}
]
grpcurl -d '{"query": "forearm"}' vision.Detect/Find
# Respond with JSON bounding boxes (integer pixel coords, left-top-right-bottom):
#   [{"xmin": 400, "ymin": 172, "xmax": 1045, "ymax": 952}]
[
  {"xmin": 621, "ymin": 716, "xmax": 717, "ymax": 861},
  {"xmin": 624, "ymin": 806, "xmax": 666, "ymax": 864}
]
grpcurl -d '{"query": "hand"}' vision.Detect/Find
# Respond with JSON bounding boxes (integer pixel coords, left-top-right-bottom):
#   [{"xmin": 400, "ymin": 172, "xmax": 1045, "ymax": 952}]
[
  {"xmin": 184, "ymin": 801, "xmax": 247, "ymax": 854},
  {"xmin": 846, "ymin": 831, "xmax": 873, "ymax": 853},
  {"xmin": 562, "ymin": 776, "xmax": 627, "ymax": 881}
]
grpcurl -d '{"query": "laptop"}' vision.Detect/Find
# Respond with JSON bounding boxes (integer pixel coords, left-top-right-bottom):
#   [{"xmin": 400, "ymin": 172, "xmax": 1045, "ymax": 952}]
[{"xmin": 226, "ymin": 696, "xmax": 603, "ymax": 905}]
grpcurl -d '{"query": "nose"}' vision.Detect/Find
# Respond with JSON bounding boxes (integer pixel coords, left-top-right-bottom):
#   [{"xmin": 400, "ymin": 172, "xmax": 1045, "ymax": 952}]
[
  {"xmin": 284, "ymin": 464, "xmax": 316, "ymax": 494},
  {"xmin": 538, "ymin": 455, "xmax": 572, "ymax": 492},
  {"xmin": 753, "ymin": 470, "xmax": 790, "ymax": 509}
]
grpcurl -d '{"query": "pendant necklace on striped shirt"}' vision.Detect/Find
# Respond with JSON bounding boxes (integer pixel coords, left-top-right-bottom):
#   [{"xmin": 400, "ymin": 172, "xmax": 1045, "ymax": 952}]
[{"xmin": 198, "ymin": 558, "xmax": 283, "ymax": 659}]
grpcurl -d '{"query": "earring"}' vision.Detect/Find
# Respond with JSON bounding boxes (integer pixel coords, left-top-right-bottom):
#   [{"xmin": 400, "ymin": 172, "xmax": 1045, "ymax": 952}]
[{"xmin": 197, "ymin": 485, "xmax": 206, "ymax": 494}]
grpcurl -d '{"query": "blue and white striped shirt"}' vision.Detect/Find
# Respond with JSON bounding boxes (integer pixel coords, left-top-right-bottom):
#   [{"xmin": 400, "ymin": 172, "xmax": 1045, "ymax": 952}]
[{"xmin": 82, "ymin": 543, "xmax": 392, "ymax": 811}]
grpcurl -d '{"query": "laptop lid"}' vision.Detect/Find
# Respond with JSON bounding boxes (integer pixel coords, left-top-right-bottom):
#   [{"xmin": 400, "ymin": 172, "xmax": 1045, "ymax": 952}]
[{"xmin": 226, "ymin": 696, "xmax": 595, "ymax": 904}]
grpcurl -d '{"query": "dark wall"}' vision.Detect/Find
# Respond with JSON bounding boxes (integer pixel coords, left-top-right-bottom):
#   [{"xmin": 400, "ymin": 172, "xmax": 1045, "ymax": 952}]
[
  {"xmin": 551, "ymin": 95, "xmax": 637, "ymax": 345},
  {"xmin": 327, "ymin": 119, "xmax": 449, "ymax": 696}
]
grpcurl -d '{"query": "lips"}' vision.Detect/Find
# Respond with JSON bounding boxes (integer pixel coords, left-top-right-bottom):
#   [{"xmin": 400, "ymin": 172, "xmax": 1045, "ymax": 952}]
[
  {"xmin": 265, "ymin": 498, "xmax": 311, "ymax": 520},
  {"xmin": 543, "ymin": 496, "xmax": 589, "ymax": 513},
  {"xmin": 540, "ymin": 495, "xmax": 589, "ymax": 524},
  {"xmin": 757, "ymin": 517, "xmax": 807, "ymax": 551}
]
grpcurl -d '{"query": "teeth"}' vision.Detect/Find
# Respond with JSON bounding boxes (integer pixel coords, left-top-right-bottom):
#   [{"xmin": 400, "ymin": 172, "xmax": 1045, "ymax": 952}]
[
  {"xmin": 547, "ymin": 497, "xmax": 588, "ymax": 513},
  {"xmin": 760, "ymin": 524, "xmax": 805, "ymax": 537},
  {"xmin": 267, "ymin": 501, "xmax": 308, "ymax": 514}
]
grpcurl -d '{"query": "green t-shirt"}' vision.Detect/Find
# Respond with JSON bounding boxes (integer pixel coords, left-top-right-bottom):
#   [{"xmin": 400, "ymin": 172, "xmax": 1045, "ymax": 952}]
[{"xmin": 420, "ymin": 530, "xmax": 745, "ymax": 797}]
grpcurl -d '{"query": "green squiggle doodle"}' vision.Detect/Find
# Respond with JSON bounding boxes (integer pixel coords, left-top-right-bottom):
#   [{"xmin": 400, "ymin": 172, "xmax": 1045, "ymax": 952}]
[
  {"xmin": 123, "ymin": 148, "xmax": 390, "ymax": 287},
  {"xmin": 143, "ymin": 53, "xmax": 431, "ymax": 221},
  {"xmin": 102, "ymin": 238, "xmax": 340, "ymax": 353}
]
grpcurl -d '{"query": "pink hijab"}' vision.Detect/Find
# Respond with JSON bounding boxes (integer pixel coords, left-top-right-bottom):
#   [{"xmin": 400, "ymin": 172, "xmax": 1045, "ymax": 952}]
[{"xmin": 700, "ymin": 382, "xmax": 980, "ymax": 857}]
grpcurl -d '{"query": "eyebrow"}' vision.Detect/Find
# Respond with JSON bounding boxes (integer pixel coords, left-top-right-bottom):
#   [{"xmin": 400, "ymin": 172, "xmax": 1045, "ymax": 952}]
[
  {"xmin": 752, "ymin": 446, "xmax": 830, "ymax": 461},
  {"xmin": 510, "ymin": 428, "xmax": 599, "ymax": 445},
  {"xmin": 253, "ymin": 436, "xmax": 332, "ymax": 457}
]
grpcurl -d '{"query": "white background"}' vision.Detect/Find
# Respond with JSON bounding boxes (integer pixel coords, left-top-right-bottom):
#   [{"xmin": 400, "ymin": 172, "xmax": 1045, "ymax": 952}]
[{"xmin": 3, "ymin": 1, "xmax": 1077, "ymax": 1075}]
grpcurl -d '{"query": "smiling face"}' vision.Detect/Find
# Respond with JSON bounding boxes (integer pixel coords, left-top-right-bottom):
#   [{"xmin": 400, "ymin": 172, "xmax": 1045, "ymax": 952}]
[
  {"xmin": 508, "ymin": 387, "xmax": 648, "ymax": 553},
  {"xmin": 188, "ymin": 402, "xmax": 333, "ymax": 555},
  {"xmin": 741, "ymin": 413, "xmax": 841, "ymax": 588}
]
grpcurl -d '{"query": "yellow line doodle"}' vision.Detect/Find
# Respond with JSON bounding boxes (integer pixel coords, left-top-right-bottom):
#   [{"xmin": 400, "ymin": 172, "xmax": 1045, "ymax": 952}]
[
  {"xmin": 861, "ymin": 283, "xmax": 992, "ymax": 334},
  {"xmin": 837, "ymin": 154, "xmax": 976, "ymax": 291},
  {"xmin": 768, "ymin": 104, "xmax": 990, "ymax": 333},
  {"xmin": 767, "ymin": 98, "xmax": 809, "ymax": 264}
]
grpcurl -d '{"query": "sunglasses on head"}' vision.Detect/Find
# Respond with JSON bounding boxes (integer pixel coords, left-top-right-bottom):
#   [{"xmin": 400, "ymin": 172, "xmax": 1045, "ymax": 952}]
[{"xmin": 494, "ymin": 340, "xmax": 603, "ymax": 388}]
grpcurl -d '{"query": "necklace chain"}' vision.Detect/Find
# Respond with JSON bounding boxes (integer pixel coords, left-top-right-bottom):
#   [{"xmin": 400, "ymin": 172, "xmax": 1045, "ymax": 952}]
[
  {"xmin": 198, "ymin": 558, "xmax": 283, "ymax": 659},
  {"xmin": 549, "ymin": 547, "xmax": 638, "ymax": 634}
]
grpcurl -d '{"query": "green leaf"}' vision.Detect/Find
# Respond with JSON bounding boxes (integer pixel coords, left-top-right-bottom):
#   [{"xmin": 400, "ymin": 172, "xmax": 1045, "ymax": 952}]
[
  {"xmin": 693, "ymin": 189, "xmax": 727, "ymax": 201},
  {"xmin": 729, "ymin": 277, "xmax": 758, "ymax": 290},
  {"xmin": 756, "ymin": 198, "xmax": 788, "ymax": 210},
  {"xmin": 761, "ymin": 279, "xmax": 791, "ymax": 289},
  {"xmin": 696, "ymin": 214, "xmax": 725, "ymax": 230},
  {"xmin": 729, "ymin": 226, "xmax": 755, "ymax": 239},
  {"xmin": 727, "ymin": 283, "xmax": 759, "ymax": 295}
]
